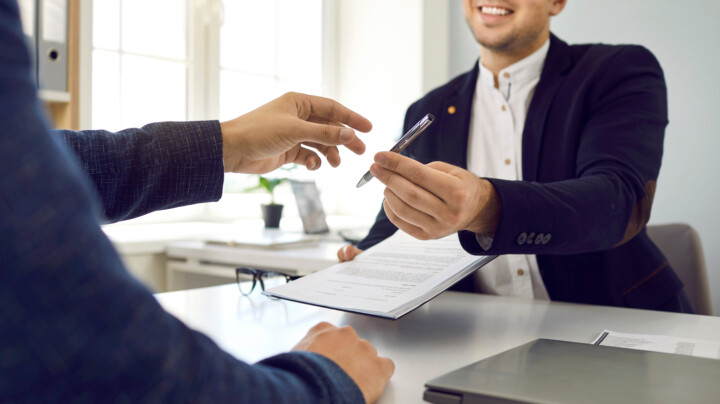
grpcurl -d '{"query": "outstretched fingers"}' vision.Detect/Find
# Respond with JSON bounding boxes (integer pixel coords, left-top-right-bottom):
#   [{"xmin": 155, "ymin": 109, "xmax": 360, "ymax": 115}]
[
  {"xmin": 286, "ymin": 146, "xmax": 322, "ymax": 170},
  {"xmin": 303, "ymin": 142, "xmax": 342, "ymax": 167},
  {"xmin": 294, "ymin": 120, "xmax": 366, "ymax": 155},
  {"xmin": 293, "ymin": 93, "xmax": 373, "ymax": 133}
]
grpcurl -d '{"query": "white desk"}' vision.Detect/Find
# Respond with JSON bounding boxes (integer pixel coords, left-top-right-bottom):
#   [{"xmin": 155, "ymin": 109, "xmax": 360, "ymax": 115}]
[
  {"xmin": 155, "ymin": 284, "xmax": 720, "ymax": 404},
  {"xmin": 103, "ymin": 218, "xmax": 365, "ymax": 291},
  {"xmin": 166, "ymin": 237, "xmax": 346, "ymax": 291}
]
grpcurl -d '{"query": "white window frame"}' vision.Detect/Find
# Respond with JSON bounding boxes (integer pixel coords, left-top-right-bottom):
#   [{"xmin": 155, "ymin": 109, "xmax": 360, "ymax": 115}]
[
  {"xmin": 79, "ymin": 0, "xmax": 336, "ymax": 223},
  {"xmin": 80, "ymin": 0, "xmax": 335, "ymax": 126}
]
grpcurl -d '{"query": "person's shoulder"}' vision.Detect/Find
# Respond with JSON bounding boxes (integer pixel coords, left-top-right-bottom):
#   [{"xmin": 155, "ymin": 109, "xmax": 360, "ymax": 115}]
[{"xmin": 569, "ymin": 41, "xmax": 661, "ymax": 70}]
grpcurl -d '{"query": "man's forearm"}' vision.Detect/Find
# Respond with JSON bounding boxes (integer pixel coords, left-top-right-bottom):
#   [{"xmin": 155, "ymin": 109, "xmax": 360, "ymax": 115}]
[{"xmin": 57, "ymin": 121, "xmax": 225, "ymax": 222}]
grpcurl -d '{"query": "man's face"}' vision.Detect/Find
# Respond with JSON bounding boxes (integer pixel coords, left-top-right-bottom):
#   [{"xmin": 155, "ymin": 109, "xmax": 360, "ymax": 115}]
[{"xmin": 462, "ymin": 0, "xmax": 566, "ymax": 54}]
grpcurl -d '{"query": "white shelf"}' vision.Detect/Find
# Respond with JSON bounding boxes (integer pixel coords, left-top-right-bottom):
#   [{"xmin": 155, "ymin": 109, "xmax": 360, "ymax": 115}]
[{"xmin": 38, "ymin": 89, "xmax": 71, "ymax": 103}]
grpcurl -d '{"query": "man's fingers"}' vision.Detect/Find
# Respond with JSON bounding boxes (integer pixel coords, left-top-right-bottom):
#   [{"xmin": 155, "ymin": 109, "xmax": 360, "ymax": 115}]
[
  {"xmin": 383, "ymin": 187, "xmax": 437, "ymax": 229},
  {"xmin": 288, "ymin": 146, "xmax": 322, "ymax": 170},
  {"xmin": 383, "ymin": 200, "xmax": 432, "ymax": 240},
  {"xmin": 340, "ymin": 135, "xmax": 366, "ymax": 155},
  {"xmin": 371, "ymin": 164, "xmax": 446, "ymax": 218},
  {"xmin": 293, "ymin": 92, "xmax": 373, "ymax": 133},
  {"xmin": 307, "ymin": 321, "xmax": 335, "ymax": 335},
  {"xmin": 304, "ymin": 117, "xmax": 367, "ymax": 155},
  {"xmin": 337, "ymin": 245, "xmax": 362, "ymax": 262},
  {"xmin": 306, "ymin": 116, "xmax": 345, "ymax": 127},
  {"xmin": 303, "ymin": 142, "xmax": 342, "ymax": 167},
  {"xmin": 380, "ymin": 357, "xmax": 396, "ymax": 378},
  {"xmin": 372, "ymin": 152, "xmax": 457, "ymax": 199},
  {"xmin": 297, "ymin": 121, "xmax": 366, "ymax": 155}
]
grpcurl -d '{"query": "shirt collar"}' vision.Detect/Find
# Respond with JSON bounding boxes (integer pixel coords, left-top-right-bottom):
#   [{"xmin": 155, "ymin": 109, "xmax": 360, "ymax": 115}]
[{"xmin": 477, "ymin": 38, "xmax": 550, "ymax": 95}]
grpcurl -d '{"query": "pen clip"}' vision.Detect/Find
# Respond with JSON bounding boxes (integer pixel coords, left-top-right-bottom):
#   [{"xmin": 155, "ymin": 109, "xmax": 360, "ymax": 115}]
[{"xmin": 390, "ymin": 114, "xmax": 434, "ymax": 154}]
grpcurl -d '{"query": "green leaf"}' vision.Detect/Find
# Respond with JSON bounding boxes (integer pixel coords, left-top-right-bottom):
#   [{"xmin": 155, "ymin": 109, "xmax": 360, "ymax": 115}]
[
  {"xmin": 241, "ymin": 175, "xmax": 290, "ymax": 204},
  {"xmin": 259, "ymin": 177, "xmax": 272, "ymax": 191}
]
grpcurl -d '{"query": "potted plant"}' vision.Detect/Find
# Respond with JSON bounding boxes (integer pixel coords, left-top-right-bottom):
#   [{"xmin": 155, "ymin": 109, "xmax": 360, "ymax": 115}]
[{"xmin": 246, "ymin": 175, "xmax": 289, "ymax": 228}]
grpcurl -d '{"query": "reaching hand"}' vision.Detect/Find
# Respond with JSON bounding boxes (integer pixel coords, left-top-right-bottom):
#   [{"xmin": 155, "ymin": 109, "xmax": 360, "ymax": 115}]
[
  {"xmin": 369, "ymin": 151, "xmax": 501, "ymax": 240},
  {"xmin": 293, "ymin": 322, "xmax": 394, "ymax": 404},
  {"xmin": 220, "ymin": 92, "xmax": 372, "ymax": 174},
  {"xmin": 337, "ymin": 244, "xmax": 363, "ymax": 262}
]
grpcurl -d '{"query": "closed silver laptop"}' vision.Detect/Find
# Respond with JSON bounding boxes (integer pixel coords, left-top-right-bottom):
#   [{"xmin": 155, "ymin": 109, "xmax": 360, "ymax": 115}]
[{"xmin": 424, "ymin": 339, "xmax": 720, "ymax": 404}]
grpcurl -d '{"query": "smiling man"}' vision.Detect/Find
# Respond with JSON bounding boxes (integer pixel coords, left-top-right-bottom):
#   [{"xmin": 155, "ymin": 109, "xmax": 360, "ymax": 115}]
[{"xmin": 338, "ymin": 0, "xmax": 692, "ymax": 313}]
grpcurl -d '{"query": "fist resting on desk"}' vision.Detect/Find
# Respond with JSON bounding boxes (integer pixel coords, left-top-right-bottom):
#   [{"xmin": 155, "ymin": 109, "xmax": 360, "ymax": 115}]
[{"xmin": 293, "ymin": 322, "xmax": 394, "ymax": 404}]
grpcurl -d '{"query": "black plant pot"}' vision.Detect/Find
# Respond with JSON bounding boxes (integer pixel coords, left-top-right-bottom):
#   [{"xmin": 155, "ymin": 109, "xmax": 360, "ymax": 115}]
[{"xmin": 261, "ymin": 204, "xmax": 284, "ymax": 228}]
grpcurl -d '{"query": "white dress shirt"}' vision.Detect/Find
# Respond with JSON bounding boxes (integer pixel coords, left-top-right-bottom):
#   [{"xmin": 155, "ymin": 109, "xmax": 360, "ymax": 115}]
[{"xmin": 466, "ymin": 39, "xmax": 550, "ymax": 299}]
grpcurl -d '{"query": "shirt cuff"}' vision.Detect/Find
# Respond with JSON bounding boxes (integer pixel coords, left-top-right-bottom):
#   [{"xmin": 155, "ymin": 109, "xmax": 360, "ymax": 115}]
[{"xmin": 475, "ymin": 233, "xmax": 494, "ymax": 251}]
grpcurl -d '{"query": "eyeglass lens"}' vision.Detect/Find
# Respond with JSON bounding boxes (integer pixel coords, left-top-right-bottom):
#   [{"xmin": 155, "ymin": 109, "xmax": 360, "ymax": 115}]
[
  {"xmin": 237, "ymin": 268, "xmax": 298, "ymax": 295},
  {"xmin": 237, "ymin": 268, "xmax": 257, "ymax": 296}
]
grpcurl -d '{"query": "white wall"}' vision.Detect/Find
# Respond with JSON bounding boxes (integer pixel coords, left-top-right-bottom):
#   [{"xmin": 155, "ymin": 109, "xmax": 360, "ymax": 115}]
[
  {"xmin": 447, "ymin": 1, "xmax": 720, "ymax": 313},
  {"xmin": 328, "ymin": 0, "xmax": 450, "ymax": 218}
]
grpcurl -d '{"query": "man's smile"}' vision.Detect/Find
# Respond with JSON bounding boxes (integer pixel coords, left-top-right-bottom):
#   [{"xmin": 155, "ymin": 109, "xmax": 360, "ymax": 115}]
[{"xmin": 480, "ymin": 6, "xmax": 514, "ymax": 16}]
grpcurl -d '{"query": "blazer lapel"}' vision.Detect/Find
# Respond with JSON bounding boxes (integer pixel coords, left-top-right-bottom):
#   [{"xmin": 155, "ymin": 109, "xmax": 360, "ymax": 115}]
[
  {"xmin": 522, "ymin": 34, "xmax": 573, "ymax": 181},
  {"xmin": 439, "ymin": 63, "xmax": 479, "ymax": 169}
]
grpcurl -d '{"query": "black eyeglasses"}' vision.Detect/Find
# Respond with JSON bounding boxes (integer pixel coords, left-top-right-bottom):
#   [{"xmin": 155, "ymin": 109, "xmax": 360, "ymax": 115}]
[{"xmin": 235, "ymin": 267, "xmax": 301, "ymax": 296}]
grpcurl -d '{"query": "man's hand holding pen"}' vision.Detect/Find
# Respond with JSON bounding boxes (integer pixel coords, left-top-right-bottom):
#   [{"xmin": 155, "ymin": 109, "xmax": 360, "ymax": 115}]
[
  {"xmin": 338, "ymin": 153, "xmax": 502, "ymax": 262},
  {"xmin": 369, "ymin": 152, "xmax": 502, "ymax": 241},
  {"xmin": 339, "ymin": 112, "xmax": 502, "ymax": 262}
]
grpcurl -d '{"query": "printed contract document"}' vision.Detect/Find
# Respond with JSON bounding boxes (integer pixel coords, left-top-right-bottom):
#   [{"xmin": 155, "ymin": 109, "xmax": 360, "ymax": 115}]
[
  {"xmin": 593, "ymin": 330, "xmax": 720, "ymax": 360},
  {"xmin": 263, "ymin": 231, "xmax": 495, "ymax": 319}
]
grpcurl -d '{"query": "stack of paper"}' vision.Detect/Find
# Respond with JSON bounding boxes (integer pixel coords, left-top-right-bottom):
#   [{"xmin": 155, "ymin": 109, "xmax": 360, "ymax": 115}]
[{"xmin": 264, "ymin": 231, "xmax": 495, "ymax": 319}]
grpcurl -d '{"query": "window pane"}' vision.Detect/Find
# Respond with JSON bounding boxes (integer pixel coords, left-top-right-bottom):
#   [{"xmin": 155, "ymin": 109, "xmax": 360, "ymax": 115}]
[
  {"xmin": 219, "ymin": 70, "xmax": 279, "ymax": 121},
  {"xmin": 92, "ymin": 50, "xmax": 120, "ymax": 130},
  {"xmin": 277, "ymin": 0, "xmax": 322, "ymax": 83},
  {"xmin": 277, "ymin": 80, "xmax": 322, "ymax": 98},
  {"xmin": 220, "ymin": 0, "xmax": 276, "ymax": 74},
  {"xmin": 92, "ymin": 0, "xmax": 120, "ymax": 50},
  {"xmin": 122, "ymin": 0, "xmax": 186, "ymax": 60},
  {"xmin": 120, "ymin": 54, "xmax": 187, "ymax": 128}
]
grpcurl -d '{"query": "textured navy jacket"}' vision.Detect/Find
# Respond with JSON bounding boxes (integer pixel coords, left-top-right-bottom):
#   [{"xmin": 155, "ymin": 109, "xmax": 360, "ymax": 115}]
[
  {"xmin": 0, "ymin": 1, "xmax": 362, "ymax": 402},
  {"xmin": 358, "ymin": 34, "xmax": 683, "ymax": 311}
]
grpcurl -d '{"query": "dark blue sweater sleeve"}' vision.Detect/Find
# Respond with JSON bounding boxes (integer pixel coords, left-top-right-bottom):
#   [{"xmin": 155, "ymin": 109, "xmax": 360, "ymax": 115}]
[
  {"xmin": 0, "ymin": 2, "xmax": 362, "ymax": 402},
  {"xmin": 57, "ymin": 121, "xmax": 225, "ymax": 223}
]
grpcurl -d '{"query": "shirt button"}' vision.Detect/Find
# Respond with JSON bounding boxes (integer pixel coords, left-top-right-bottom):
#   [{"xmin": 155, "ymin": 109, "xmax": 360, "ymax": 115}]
[
  {"xmin": 504, "ymin": 158, "xmax": 511, "ymax": 165},
  {"xmin": 503, "ymin": 72, "xmax": 510, "ymax": 78},
  {"xmin": 501, "ymin": 105, "xmax": 507, "ymax": 111},
  {"xmin": 447, "ymin": 105, "xmax": 456, "ymax": 115},
  {"xmin": 517, "ymin": 269, "xmax": 525, "ymax": 276}
]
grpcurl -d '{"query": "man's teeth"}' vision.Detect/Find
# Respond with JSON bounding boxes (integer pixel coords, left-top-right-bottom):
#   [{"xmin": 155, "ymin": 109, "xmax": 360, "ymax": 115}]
[{"xmin": 481, "ymin": 6, "xmax": 511, "ymax": 16}]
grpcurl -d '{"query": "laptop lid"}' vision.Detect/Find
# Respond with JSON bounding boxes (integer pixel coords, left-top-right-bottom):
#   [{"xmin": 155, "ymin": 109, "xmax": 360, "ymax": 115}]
[
  {"xmin": 424, "ymin": 339, "xmax": 720, "ymax": 404},
  {"xmin": 290, "ymin": 180, "xmax": 329, "ymax": 234}
]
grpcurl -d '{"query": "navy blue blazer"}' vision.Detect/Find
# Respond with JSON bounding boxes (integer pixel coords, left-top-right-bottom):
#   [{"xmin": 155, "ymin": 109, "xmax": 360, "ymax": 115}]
[
  {"xmin": 0, "ymin": 1, "xmax": 362, "ymax": 402},
  {"xmin": 358, "ymin": 35, "xmax": 683, "ymax": 311}
]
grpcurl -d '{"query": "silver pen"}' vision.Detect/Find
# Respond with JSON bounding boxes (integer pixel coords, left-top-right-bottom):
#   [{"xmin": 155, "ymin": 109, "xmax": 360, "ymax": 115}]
[{"xmin": 356, "ymin": 113, "xmax": 435, "ymax": 188}]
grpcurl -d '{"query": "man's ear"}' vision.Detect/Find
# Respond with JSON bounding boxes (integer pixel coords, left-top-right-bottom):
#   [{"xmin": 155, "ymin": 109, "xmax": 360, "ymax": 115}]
[{"xmin": 550, "ymin": 0, "xmax": 567, "ymax": 16}]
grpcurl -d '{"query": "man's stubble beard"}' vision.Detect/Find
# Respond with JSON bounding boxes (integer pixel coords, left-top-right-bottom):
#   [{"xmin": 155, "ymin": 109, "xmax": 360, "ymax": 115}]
[{"xmin": 472, "ymin": 21, "xmax": 548, "ymax": 56}]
